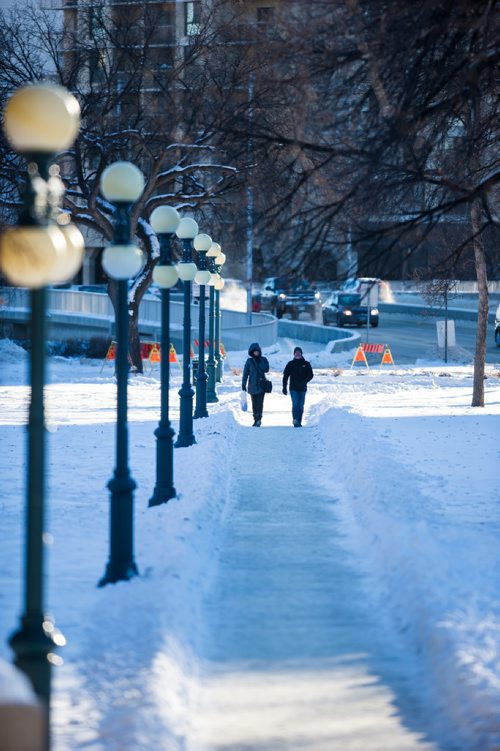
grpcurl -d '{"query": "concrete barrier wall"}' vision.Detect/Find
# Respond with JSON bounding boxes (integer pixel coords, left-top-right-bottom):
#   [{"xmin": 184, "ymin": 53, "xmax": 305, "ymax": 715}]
[{"xmin": 278, "ymin": 319, "xmax": 359, "ymax": 351}]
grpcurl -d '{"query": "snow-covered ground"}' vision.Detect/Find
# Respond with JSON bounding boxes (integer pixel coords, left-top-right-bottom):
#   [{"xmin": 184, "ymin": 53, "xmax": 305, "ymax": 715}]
[{"xmin": 0, "ymin": 337, "xmax": 499, "ymax": 750}]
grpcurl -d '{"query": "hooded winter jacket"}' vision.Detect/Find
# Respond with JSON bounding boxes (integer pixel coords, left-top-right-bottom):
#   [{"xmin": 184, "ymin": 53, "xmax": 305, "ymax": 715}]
[{"xmin": 242, "ymin": 342, "xmax": 270, "ymax": 395}]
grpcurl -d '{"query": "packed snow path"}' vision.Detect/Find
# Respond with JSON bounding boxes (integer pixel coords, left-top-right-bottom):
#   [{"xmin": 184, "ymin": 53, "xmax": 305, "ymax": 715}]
[{"xmin": 190, "ymin": 408, "xmax": 440, "ymax": 750}]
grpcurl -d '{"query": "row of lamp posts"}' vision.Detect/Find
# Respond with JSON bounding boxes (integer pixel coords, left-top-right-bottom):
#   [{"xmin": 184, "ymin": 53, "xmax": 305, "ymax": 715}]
[
  {"xmin": 0, "ymin": 82, "xmax": 227, "ymax": 749},
  {"xmin": 95, "ymin": 171, "xmax": 229, "ymax": 587}
]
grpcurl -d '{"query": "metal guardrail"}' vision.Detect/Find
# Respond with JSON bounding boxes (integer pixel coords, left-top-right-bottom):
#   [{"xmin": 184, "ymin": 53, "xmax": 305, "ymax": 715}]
[
  {"xmin": 379, "ymin": 281, "xmax": 500, "ymax": 294},
  {"xmin": 378, "ymin": 301, "xmax": 495, "ymax": 323}
]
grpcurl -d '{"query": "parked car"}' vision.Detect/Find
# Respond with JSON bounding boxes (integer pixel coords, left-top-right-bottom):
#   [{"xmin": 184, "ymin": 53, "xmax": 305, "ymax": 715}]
[
  {"xmin": 322, "ymin": 291, "xmax": 379, "ymax": 327},
  {"xmin": 258, "ymin": 276, "xmax": 322, "ymax": 320},
  {"xmin": 495, "ymin": 302, "xmax": 500, "ymax": 347}
]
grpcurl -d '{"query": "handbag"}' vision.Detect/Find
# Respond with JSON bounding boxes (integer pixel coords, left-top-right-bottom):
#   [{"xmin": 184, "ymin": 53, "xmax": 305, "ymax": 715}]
[
  {"xmin": 252, "ymin": 358, "xmax": 272, "ymax": 393},
  {"xmin": 261, "ymin": 377, "xmax": 272, "ymax": 393}
]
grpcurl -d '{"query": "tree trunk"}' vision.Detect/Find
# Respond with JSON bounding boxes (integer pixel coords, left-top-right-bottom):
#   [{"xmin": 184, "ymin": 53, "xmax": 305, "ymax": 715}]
[
  {"xmin": 107, "ymin": 279, "xmax": 144, "ymax": 374},
  {"xmin": 470, "ymin": 199, "xmax": 488, "ymax": 407},
  {"xmin": 128, "ymin": 306, "xmax": 143, "ymax": 374}
]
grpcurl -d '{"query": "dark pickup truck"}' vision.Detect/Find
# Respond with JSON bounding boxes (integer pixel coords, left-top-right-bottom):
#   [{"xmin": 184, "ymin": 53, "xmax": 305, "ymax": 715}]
[{"xmin": 256, "ymin": 276, "xmax": 322, "ymax": 320}]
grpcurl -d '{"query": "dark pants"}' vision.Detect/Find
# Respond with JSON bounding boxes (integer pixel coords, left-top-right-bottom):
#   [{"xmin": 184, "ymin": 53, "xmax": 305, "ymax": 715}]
[
  {"xmin": 250, "ymin": 392, "xmax": 265, "ymax": 423},
  {"xmin": 290, "ymin": 390, "xmax": 306, "ymax": 425}
]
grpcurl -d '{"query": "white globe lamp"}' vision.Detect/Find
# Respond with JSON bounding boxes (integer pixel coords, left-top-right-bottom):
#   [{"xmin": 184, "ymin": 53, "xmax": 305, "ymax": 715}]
[
  {"xmin": 175, "ymin": 217, "xmax": 199, "ymax": 240},
  {"xmin": 0, "ymin": 225, "xmax": 67, "ymax": 288},
  {"xmin": 194, "ymin": 233, "xmax": 212, "ymax": 252},
  {"xmin": 150, "ymin": 206, "xmax": 180, "ymax": 234},
  {"xmin": 153, "ymin": 264, "xmax": 179, "ymax": 289},
  {"xmin": 195, "ymin": 268, "xmax": 212, "ymax": 285},
  {"xmin": 4, "ymin": 83, "xmax": 80, "ymax": 153},
  {"xmin": 102, "ymin": 244, "xmax": 144, "ymax": 279},
  {"xmin": 51, "ymin": 219, "xmax": 85, "ymax": 284},
  {"xmin": 176, "ymin": 261, "xmax": 198, "ymax": 281},
  {"xmin": 101, "ymin": 162, "xmax": 145, "ymax": 202}
]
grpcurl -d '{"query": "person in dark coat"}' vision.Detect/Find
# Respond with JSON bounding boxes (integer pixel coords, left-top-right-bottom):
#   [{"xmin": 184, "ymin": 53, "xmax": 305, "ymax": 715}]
[
  {"xmin": 242, "ymin": 342, "xmax": 270, "ymax": 427},
  {"xmin": 282, "ymin": 346, "xmax": 313, "ymax": 427}
]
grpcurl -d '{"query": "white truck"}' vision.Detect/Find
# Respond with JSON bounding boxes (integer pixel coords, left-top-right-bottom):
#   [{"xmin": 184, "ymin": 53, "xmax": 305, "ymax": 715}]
[{"xmin": 342, "ymin": 277, "xmax": 380, "ymax": 307}]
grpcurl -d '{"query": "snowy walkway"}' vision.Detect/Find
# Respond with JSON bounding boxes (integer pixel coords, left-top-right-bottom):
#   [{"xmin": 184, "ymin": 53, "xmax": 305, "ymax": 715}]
[{"xmin": 190, "ymin": 399, "xmax": 441, "ymax": 750}]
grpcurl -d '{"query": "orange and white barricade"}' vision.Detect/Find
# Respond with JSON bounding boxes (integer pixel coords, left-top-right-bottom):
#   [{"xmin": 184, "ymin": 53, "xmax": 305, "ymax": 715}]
[
  {"xmin": 100, "ymin": 341, "xmax": 117, "ymax": 372},
  {"xmin": 380, "ymin": 346, "xmax": 395, "ymax": 367},
  {"xmin": 350, "ymin": 345, "xmax": 369, "ymax": 369}
]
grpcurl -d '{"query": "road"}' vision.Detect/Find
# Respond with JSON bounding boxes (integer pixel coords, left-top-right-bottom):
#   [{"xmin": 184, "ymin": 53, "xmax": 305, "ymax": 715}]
[
  {"xmin": 346, "ymin": 316, "xmax": 500, "ymax": 365},
  {"xmin": 293, "ymin": 315, "xmax": 500, "ymax": 366}
]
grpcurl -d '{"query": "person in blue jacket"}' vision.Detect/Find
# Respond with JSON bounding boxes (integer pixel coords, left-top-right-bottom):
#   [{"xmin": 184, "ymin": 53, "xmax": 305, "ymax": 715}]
[
  {"xmin": 282, "ymin": 346, "xmax": 313, "ymax": 427},
  {"xmin": 242, "ymin": 342, "xmax": 270, "ymax": 427}
]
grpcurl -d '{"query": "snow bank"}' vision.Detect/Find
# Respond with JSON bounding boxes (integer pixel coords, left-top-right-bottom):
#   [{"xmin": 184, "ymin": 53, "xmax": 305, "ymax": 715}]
[
  {"xmin": 0, "ymin": 659, "xmax": 38, "ymax": 703},
  {"xmin": 0, "ymin": 339, "xmax": 28, "ymax": 364},
  {"xmin": 312, "ymin": 372, "xmax": 500, "ymax": 750}
]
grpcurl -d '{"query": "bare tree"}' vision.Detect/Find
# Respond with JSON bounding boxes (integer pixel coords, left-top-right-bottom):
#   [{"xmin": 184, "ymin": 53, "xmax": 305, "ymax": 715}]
[
  {"xmin": 0, "ymin": 0, "xmax": 247, "ymax": 370},
  {"xmin": 1, "ymin": 1, "xmax": 498, "ymax": 392},
  {"xmin": 217, "ymin": 0, "xmax": 500, "ymax": 403}
]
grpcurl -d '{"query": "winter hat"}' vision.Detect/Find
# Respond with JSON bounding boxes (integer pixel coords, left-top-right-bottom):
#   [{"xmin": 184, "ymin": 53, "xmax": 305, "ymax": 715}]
[{"xmin": 293, "ymin": 346, "xmax": 303, "ymax": 355}]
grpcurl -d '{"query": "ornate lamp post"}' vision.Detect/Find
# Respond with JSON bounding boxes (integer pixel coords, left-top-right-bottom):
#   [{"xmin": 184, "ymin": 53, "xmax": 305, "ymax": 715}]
[
  {"xmin": 193, "ymin": 233, "xmax": 212, "ymax": 419},
  {"xmin": 214, "ymin": 251, "xmax": 226, "ymax": 383},
  {"xmin": 174, "ymin": 217, "xmax": 199, "ymax": 447},
  {"xmin": 149, "ymin": 206, "xmax": 180, "ymax": 506},
  {"xmin": 0, "ymin": 82, "xmax": 84, "ymax": 744},
  {"xmin": 206, "ymin": 242, "xmax": 220, "ymax": 403},
  {"xmin": 98, "ymin": 161, "xmax": 145, "ymax": 587}
]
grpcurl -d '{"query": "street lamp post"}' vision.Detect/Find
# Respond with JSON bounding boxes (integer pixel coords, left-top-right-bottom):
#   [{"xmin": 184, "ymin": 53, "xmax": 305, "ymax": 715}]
[
  {"xmin": 174, "ymin": 217, "xmax": 199, "ymax": 447},
  {"xmin": 98, "ymin": 161, "xmax": 145, "ymax": 586},
  {"xmin": 193, "ymin": 233, "xmax": 212, "ymax": 419},
  {"xmin": 206, "ymin": 242, "xmax": 220, "ymax": 403},
  {"xmin": 149, "ymin": 206, "xmax": 181, "ymax": 506},
  {"xmin": 0, "ymin": 83, "xmax": 84, "ymax": 744},
  {"xmin": 214, "ymin": 251, "xmax": 226, "ymax": 383}
]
